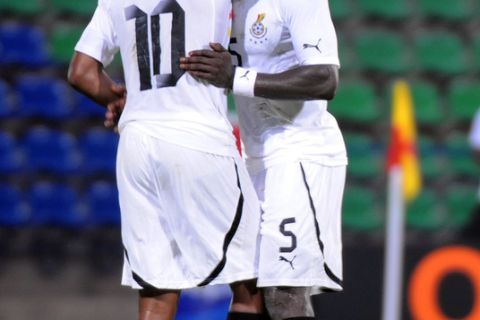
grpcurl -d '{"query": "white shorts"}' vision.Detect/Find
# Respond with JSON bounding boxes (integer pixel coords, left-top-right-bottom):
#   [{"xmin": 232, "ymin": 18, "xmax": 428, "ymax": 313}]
[
  {"xmin": 249, "ymin": 161, "xmax": 345, "ymax": 290},
  {"xmin": 117, "ymin": 124, "xmax": 261, "ymax": 290}
]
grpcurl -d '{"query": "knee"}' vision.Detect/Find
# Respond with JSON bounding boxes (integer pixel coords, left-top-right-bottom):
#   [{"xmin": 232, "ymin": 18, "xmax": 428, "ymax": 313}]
[
  {"xmin": 138, "ymin": 289, "xmax": 180, "ymax": 320},
  {"xmin": 230, "ymin": 280, "xmax": 264, "ymax": 313},
  {"xmin": 263, "ymin": 287, "xmax": 314, "ymax": 320}
]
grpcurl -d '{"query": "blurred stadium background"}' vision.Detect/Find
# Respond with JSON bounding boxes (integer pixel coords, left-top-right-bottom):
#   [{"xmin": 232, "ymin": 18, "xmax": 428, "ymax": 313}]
[{"xmin": 0, "ymin": 0, "xmax": 479, "ymax": 319}]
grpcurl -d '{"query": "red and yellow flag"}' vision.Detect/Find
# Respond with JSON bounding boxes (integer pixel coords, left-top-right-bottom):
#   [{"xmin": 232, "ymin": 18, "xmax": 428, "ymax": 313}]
[{"xmin": 386, "ymin": 80, "xmax": 421, "ymax": 202}]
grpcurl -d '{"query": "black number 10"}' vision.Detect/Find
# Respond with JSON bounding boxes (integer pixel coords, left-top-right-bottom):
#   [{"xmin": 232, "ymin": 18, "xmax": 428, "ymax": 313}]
[{"xmin": 125, "ymin": 0, "xmax": 186, "ymax": 91}]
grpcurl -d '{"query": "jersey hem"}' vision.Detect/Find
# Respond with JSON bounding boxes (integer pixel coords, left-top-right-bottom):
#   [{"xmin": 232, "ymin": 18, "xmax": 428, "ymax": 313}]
[
  {"xmin": 122, "ymin": 121, "xmax": 240, "ymax": 158},
  {"xmin": 302, "ymin": 57, "xmax": 340, "ymax": 67},
  {"xmin": 122, "ymin": 272, "xmax": 258, "ymax": 290},
  {"xmin": 246, "ymin": 156, "xmax": 348, "ymax": 175}
]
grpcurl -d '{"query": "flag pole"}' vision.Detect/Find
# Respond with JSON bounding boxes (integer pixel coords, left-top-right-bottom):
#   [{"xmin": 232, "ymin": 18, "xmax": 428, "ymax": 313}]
[
  {"xmin": 382, "ymin": 166, "xmax": 406, "ymax": 320},
  {"xmin": 382, "ymin": 80, "xmax": 420, "ymax": 320}
]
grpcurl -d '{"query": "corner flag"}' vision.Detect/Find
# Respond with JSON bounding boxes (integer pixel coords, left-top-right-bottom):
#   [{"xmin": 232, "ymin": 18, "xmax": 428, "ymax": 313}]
[
  {"xmin": 386, "ymin": 80, "xmax": 421, "ymax": 201},
  {"xmin": 382, "ymin": 80, "xmax": 421, "ymax": 320}
]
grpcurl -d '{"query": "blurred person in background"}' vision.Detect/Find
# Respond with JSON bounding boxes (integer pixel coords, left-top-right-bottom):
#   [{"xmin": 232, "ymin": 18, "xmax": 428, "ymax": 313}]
[
  {"xmin": 68, "ymin": 1, "xmax": 266, "ymax": 319},
  {"xmin": 180, "ymin": 0, "xmax": 347, "ymax": 319},
  {"xmin": 466, "ymin": 108, "xmax": 480, "ymax": 240}
]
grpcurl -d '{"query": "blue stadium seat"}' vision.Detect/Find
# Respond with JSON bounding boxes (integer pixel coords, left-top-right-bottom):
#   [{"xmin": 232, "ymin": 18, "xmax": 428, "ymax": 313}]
[
  {"xmin": 0, "ymin": 131, "xmax": 23, "ymax": 174},
  {"xmin": 21, "ymin": 127, "xmax": 81, "ymax": 174},
  {"xmin": 28, "ymin": 182, "xmax": 85, "ymax": 228},
  {"xmin": 0, "ymin": 184, "xmax": 29, "ymax": 227},
  {"xmin": 79, "ymin": 128, "xmax": 118, "ymax": 174},
  {"xmin": 0, "ymin": 80, "xmax": 16, "ymax": 118},
  {"xmin": 15, "ymin": 76, "xmax": 74, "ymax": 119},
  {"xmin": 177, "ymin": 287, "xmax": 232, "ymax": 320},
  {"xmin": 74, "ymin": 93, "xmax": 106, "ymax": 118},
  {"xmin": 86, "ymin": 181, "xmax": 121, "ymax": 226},
  {"xmin": 0, "ymin": 24, "xmax": 48, "ymax": 66}
]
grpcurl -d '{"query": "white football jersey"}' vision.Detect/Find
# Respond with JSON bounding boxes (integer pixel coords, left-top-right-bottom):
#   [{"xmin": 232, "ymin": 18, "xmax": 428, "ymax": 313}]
[
  {"xmin": 231, "ymin": 0, "xmax": 348, "ymax": 170},
  {"xmin": 75, "ymin": 0, "xmax": 238, "ymax": 156}
]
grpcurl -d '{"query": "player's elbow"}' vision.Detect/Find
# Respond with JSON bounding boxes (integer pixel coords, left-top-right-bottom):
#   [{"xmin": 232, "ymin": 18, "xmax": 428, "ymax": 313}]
[
  {"xmin": 67, "ymin": 64, "xmax": 84, "ymax": 90},
  {"xmin": 68, "ymin": 61, "xmax": 102, "ymax": 98},
  {"xmin": 319, "ymin": 77, "xmax": 338, "ymax": 101},
  {"xmin": 310, "ymin": 65, "xmax": 339, "ymax": 101},
  {"xmin": 67, "ymin": 52, "xmax": 100, "ymax": 92}
]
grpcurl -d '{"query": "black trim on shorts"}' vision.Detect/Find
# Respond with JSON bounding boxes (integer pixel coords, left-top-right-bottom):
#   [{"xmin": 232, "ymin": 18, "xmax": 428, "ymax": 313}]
[
  {"xmin": 132, "ymin": 272, "xmax": 159, "ymax": 291},
  {"xmin": 299, "ymin": 162, "xmax": 343, "ymax": 288},
  {"xmin": 198, "ymin": 162, "xmax": 244, "ymax": 286},
  {"xmin": 124, "ymin": 246, "xmax": 159, "ymax": 291}
]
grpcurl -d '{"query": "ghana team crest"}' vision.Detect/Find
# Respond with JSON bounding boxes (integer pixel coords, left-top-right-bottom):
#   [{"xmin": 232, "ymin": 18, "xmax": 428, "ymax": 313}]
[{"xmin": 250, "ymin": 13, "xmax": 267, "ymax": 39}]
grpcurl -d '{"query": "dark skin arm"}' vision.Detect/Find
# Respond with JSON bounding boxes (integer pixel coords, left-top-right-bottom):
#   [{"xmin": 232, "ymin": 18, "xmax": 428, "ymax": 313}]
[
  {"xmin": 67, "ymin": 51, "xmax": 126, "ymax": 127},
  {"xmin": 104, "ymin": 95, "xmax": 125, "ymax": 130},
  {"xmin": 179, "ymin": 43, "xmax": 339, "ymax": 101}
]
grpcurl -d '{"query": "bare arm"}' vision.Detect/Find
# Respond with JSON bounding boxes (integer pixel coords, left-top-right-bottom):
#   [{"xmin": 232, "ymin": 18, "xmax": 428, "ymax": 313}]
[
  {"xmin": 255, "ymin": 64, "xmax": 338, "ymax": 100},
  {"xmin": 179, "ymin": 43, "xmax": 338, "ymax": 101},
  {"xmin": 67, "ymin": 51, "xmax": 125, "ymax": 107}
]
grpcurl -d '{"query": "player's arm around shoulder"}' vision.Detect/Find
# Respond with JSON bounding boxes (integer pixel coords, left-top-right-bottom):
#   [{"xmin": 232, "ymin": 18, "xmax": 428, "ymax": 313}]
[
  {"xmin": 180, "ymin": 43, "xmax": 339, "ymax": 101},
  {"xmin": 253, "ymin": 64, "xmax": 339, "ymax": 101}
]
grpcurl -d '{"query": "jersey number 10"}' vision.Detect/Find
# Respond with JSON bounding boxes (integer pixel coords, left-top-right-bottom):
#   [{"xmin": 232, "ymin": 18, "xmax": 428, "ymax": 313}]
[{"xmin": 125, "ymin": 1, "xmax": 185, "ymax": 91}]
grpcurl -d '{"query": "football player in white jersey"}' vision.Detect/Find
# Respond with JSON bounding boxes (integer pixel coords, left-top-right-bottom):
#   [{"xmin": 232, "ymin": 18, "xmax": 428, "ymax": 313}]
[
  {"xmin": 68, "ymin": 1, "xmax": 266, "ymax": 319},
  {"xmin": 180, "ymin": 0, "xmax": 347, "ymax": 319}
]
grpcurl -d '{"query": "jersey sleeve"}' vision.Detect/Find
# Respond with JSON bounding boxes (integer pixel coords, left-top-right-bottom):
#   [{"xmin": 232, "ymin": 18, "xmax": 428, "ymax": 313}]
[
  {"xmin": 277, "ymin": 0, "xmax": 339, "ymax": 66},
  {"xmin": 74, "ymin": 1, "xmax": 118, "ymax": 67}
]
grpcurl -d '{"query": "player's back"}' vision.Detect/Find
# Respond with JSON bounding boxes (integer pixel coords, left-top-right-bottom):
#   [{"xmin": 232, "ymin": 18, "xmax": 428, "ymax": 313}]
[{"xmin": 98, "ymin": 0, "xmax": 236, "ymax": 155}]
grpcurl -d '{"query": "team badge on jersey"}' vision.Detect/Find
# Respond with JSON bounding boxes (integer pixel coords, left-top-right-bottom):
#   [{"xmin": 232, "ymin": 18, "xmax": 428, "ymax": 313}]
[{"xmin": 250, "ymin": 13, "xmax": 267, "ymax": 39}]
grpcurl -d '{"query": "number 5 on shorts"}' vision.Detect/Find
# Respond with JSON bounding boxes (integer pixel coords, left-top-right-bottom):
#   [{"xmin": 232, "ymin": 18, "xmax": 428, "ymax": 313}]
[{"xmin": 279, "ymin": 218, "xmax": 297, "ymax": 253}]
